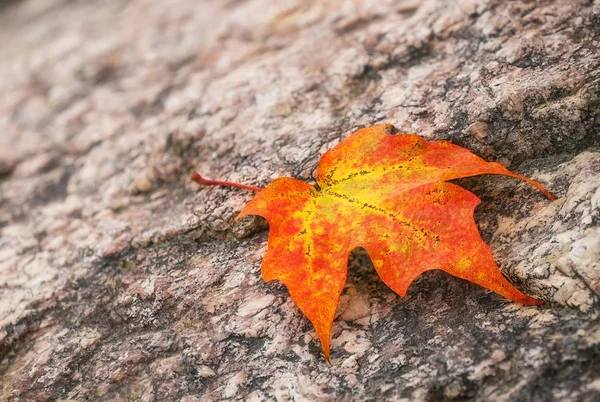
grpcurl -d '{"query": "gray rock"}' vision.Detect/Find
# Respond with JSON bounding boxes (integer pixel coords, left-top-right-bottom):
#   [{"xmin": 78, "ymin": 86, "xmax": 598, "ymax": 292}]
[{"xmin": 0, "ymin": 0, "xmax": 598, "ymax": 401}]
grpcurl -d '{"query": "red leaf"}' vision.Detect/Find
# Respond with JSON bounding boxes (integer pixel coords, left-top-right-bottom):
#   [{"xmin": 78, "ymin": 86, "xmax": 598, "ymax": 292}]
[{"xmin": 196, "ymin": 124, "xmax": 555, "ymax": 360}]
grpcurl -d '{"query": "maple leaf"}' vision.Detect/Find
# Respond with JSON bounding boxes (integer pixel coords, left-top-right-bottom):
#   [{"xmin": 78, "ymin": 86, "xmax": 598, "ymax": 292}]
[{"xmin": 193, "ymin": 124, "xmax": 555, "ymax": 360}]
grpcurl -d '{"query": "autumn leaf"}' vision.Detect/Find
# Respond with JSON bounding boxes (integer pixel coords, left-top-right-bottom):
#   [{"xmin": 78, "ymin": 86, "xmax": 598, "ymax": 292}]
[{"xmin": 193, "ymin": 124, "xmax": 555, "ymax": 360}]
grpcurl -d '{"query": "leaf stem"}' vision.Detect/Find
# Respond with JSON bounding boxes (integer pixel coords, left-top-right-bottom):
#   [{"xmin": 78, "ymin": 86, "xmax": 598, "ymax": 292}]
[{"xmin": 191, "ymin": 172, "xmax": 264, "ymax": 192}]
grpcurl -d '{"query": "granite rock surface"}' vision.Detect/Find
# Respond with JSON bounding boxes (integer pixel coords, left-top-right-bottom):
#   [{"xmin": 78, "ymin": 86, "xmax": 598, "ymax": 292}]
[{"xmin": 0, "ymin": 0, "xmax": 599, "ymax": 400}]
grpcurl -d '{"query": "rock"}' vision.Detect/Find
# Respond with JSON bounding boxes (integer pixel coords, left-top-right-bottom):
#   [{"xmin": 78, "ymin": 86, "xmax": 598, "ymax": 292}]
[
  {"xmin": 236, "ymin": 294, "xmax": 276, "ymax": 318},
  {"xmin": 0, "ymin": 157, "xmax": 17, "ymax": 177},
  {"xmin": 197, "ymin": 366, "xmax": 217, "ymax": 379},
  {"xmin": 0, "ymin": 0, "xmax": 599, "ymax": 401}
]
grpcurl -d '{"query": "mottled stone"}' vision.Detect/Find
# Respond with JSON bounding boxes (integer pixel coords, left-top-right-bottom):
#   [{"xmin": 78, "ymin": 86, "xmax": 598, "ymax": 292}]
[{"xmin": 0, "ymin": 0, "xmax": 599, "ymax": 401}]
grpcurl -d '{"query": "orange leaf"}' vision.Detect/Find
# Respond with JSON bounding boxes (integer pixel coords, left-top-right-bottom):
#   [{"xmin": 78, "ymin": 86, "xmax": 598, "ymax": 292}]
[{"xmin": 231, "ymin": 124, "xmax": 554, "ymax": 360}]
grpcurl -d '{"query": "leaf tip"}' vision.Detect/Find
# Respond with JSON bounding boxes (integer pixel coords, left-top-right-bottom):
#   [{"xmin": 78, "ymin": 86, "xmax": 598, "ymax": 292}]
[
  {"xmin": 322, "ymin": 346, "xmax": 331, "ymax": 363},
  {"xmin": 382, "ymin": 123, "xmax": 399, "ymax": 135},
  {"xmin": 506, "ymin": 172, "xmax": 557, "ymax": 201},
  {"xmin": 518, "ymin": 295, "xmax": 545, "ymax": 306}
]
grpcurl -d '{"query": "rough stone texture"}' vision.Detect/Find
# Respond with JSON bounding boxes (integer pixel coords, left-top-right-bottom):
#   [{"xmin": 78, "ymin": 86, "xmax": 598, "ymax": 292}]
[{"xmin": 0, "ymin": 0, "xmax": 599, "ymax": 400}]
